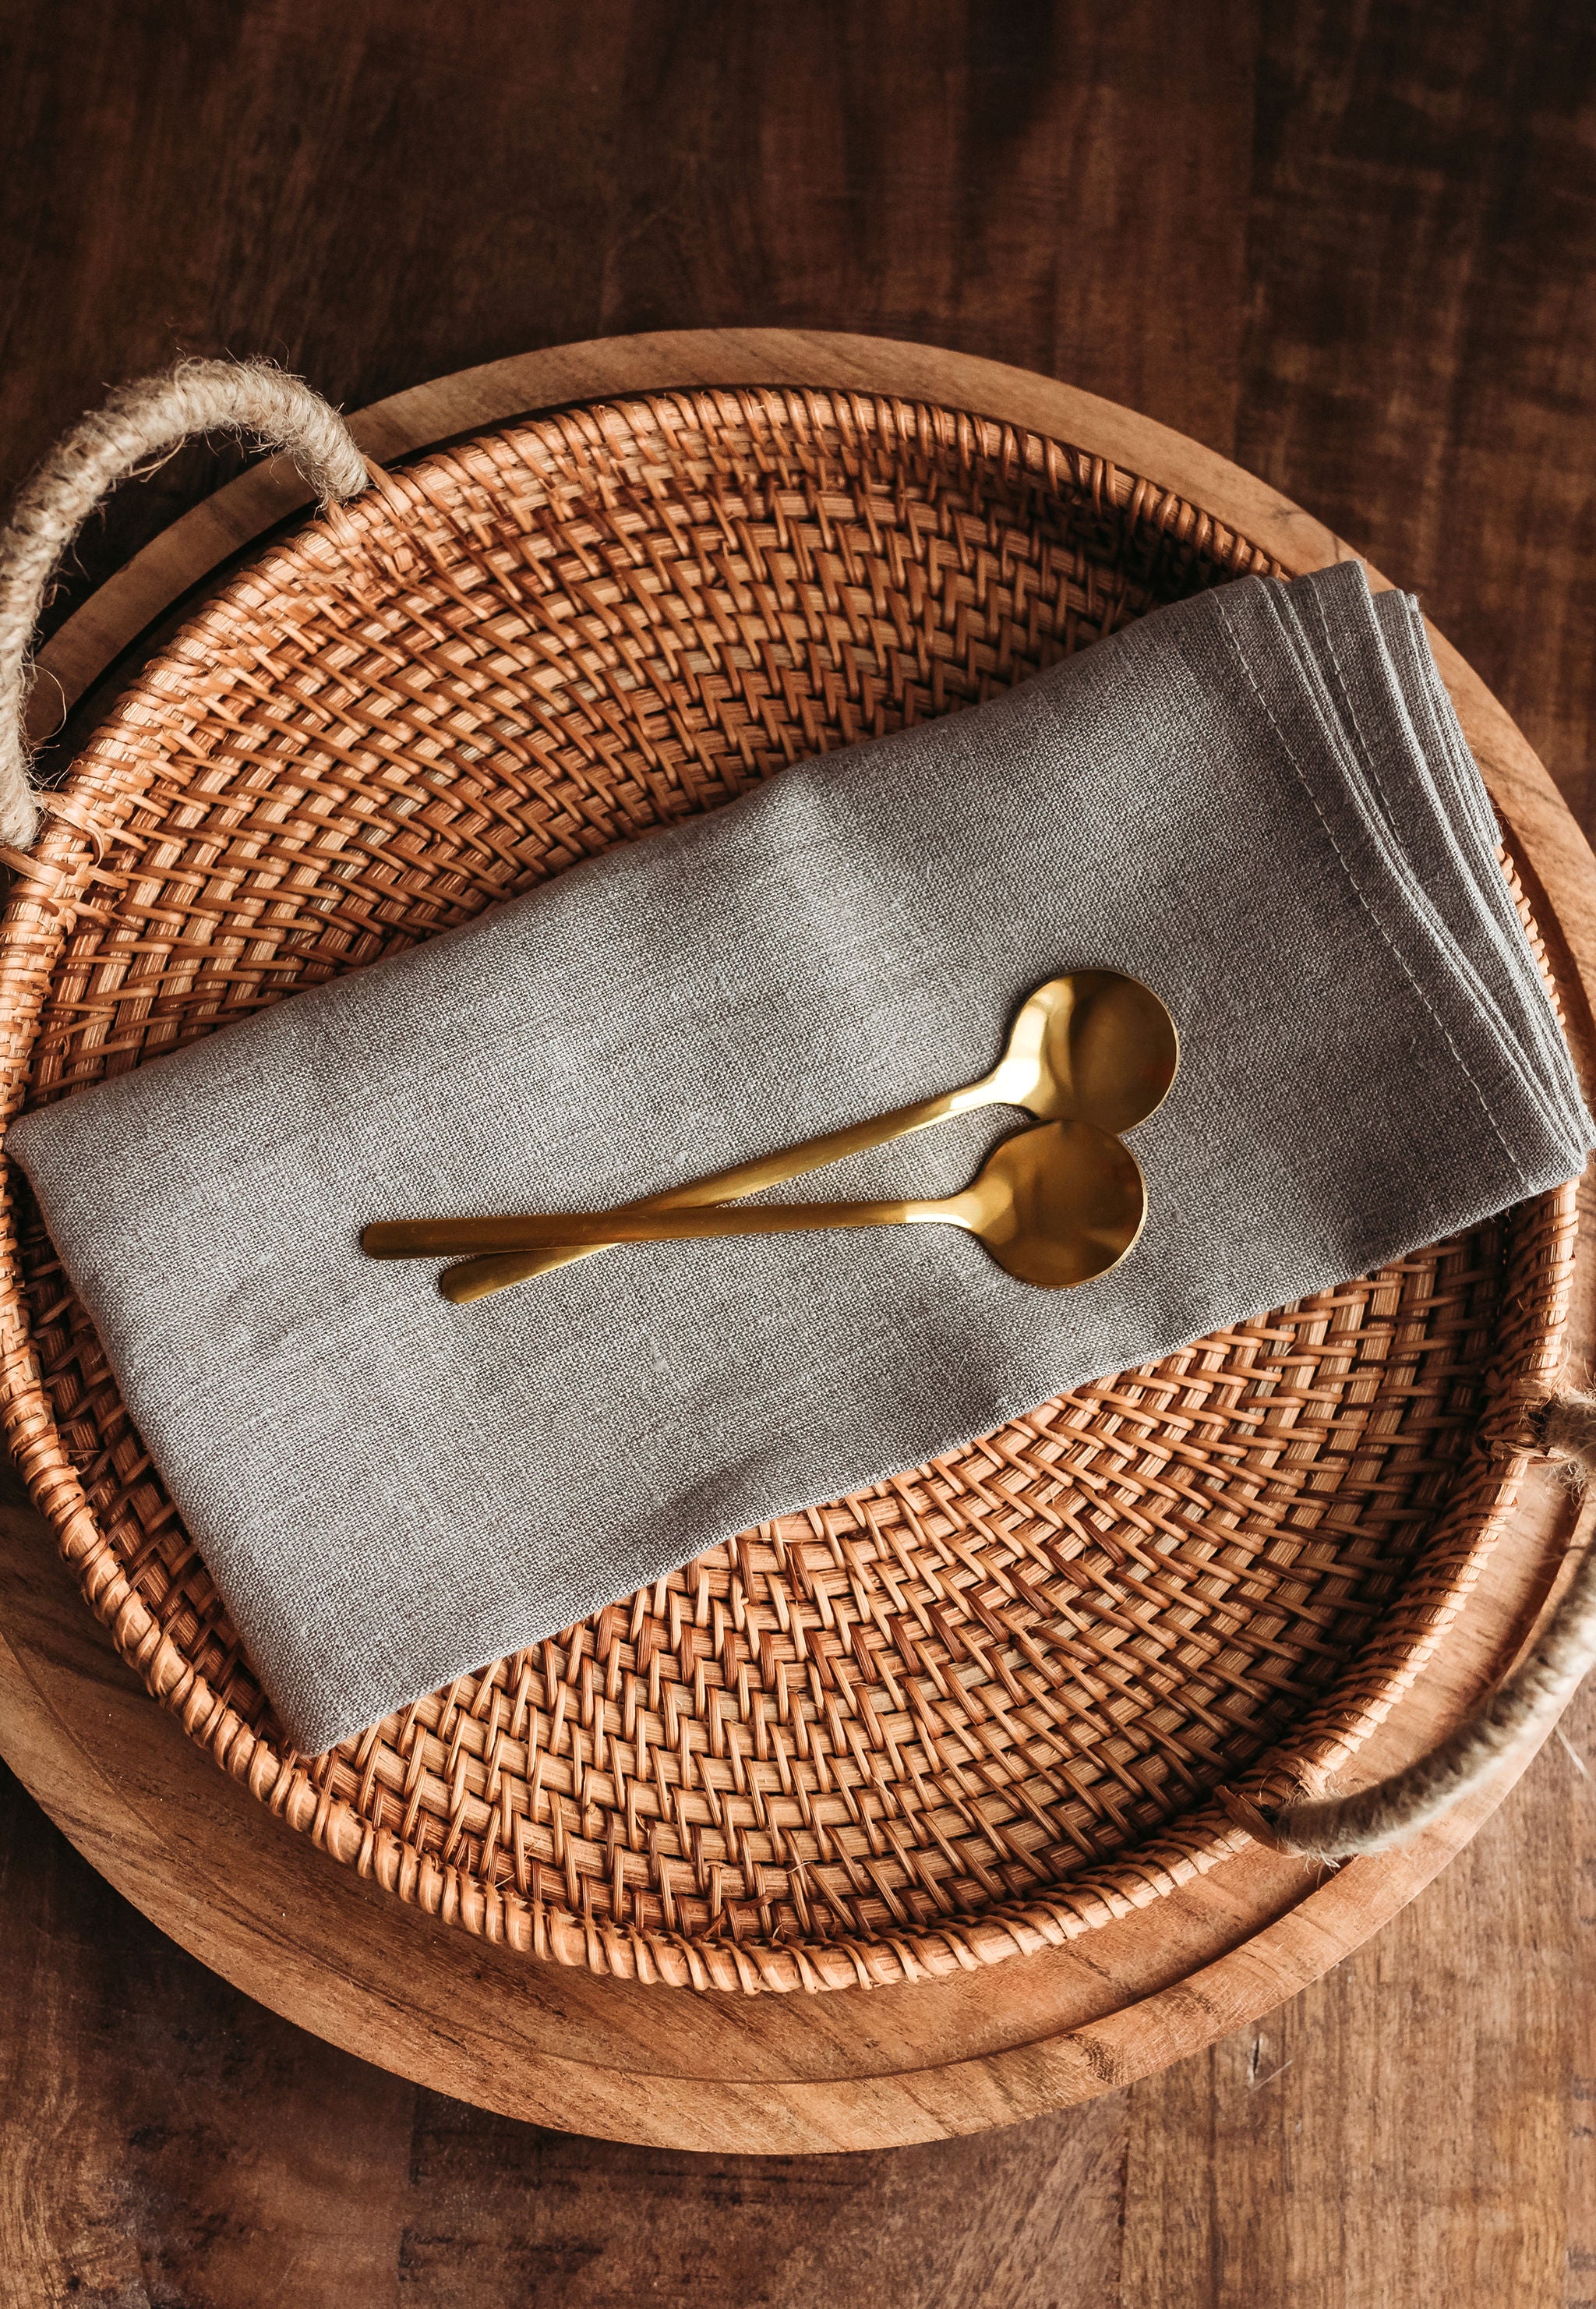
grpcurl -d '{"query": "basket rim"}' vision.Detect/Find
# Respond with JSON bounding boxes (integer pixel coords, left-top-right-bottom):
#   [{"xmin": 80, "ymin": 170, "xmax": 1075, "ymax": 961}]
[{"xmin": 0, "ymin": 371, "xmax": 1581, "ymax": 2000}]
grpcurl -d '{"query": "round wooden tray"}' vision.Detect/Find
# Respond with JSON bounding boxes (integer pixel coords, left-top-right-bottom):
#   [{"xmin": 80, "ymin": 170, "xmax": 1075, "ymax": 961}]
[{"xmin": 2, "ymin": 332, "xmax": 1592, "ymax": 2151}]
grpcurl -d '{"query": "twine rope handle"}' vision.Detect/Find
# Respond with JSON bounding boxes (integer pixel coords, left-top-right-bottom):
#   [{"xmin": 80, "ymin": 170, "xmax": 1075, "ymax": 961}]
[
  {"xmin": 1230, "ymin": 1391, "xmax": 1596, "ymax": 1860},
  {"xmin": 0, "ymin": 359, "xmax": 369, "ymax": 852}
]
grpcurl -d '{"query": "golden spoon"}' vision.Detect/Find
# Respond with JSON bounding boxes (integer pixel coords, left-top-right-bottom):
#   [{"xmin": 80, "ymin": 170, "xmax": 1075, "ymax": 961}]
[
  {"xmin": 437, "ymin": 969, "xmax": 1177, "ymax": 1304},
  {"xmin": 364, "ymin": 1119, "xmax": 1146, "ymax": 1292}
]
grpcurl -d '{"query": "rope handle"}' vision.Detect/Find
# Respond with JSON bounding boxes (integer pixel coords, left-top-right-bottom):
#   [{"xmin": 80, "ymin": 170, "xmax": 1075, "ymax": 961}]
[
  {"xmin": 0, "ymin": 359, "xmax": 369, "ymax": 852},
  {"xmin": 1226, "ymin": 1391, "xmax": 1596, "ymax": 1859}
]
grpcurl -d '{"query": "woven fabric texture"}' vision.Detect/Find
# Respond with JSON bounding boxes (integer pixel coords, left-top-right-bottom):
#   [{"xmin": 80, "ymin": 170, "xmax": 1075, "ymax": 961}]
[{"xmin": 12, "ymin": 557, "xmax": 1589, "ymax": 1754}]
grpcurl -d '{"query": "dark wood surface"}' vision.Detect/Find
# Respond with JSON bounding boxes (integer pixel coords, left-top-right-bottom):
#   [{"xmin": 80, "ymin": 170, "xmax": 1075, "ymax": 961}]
[{"xmin": 2, "ymin": 2, "xmax": 1594, "ymax": 2300}]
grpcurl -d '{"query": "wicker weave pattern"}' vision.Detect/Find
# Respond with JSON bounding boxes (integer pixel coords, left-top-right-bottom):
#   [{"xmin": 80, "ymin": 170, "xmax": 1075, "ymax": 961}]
[{"xmin": 0, "ymin": 389, "xmax": 1574, "ymax": 1994}]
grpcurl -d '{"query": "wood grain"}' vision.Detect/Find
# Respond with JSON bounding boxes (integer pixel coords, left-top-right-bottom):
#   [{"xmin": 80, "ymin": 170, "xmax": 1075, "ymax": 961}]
[
  {"xmin": 2, "ymin": 1, "xmax": 1595, "ymax": 2301},
  {"xmin": 1236, "ymin": 2, "xmax": 1596, "ymax": 830},
  {"xmin": 0, "ymin": 1724, "xmax": 1126, "ymax": 2307}
]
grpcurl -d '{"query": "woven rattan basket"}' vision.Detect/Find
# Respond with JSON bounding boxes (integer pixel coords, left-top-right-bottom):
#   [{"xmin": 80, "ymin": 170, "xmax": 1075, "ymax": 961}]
[{"xmin": 0, "ymin": 382, "xmax": 1576, "ymax": 1996}]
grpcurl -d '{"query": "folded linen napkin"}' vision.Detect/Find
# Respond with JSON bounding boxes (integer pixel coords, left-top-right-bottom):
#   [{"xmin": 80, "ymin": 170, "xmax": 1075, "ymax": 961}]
[{"xmin": 12, "ymin": 560, "xmax": 1590, "ymax": 1753}]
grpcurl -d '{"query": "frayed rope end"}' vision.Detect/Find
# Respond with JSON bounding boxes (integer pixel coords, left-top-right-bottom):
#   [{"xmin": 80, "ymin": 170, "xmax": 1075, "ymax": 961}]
[{"xmin": 1533, "ymin": 1389, "xmax": 1596, "ymax": 1483}]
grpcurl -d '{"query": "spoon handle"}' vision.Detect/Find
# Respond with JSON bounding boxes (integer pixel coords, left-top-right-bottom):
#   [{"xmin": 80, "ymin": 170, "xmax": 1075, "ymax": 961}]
[
  {"xmin": 433, "ymin": 1076, "xmax": 1000, "ymax": 1300},
  {"xmin": 364, "ymin": 1193, "xmax": 955, "ymax": 1260}
]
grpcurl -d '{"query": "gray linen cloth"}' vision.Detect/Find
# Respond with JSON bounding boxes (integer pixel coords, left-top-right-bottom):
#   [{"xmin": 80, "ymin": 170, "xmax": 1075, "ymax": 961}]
[{"xmin": 12, "ymin": 561, "xmax": 1591, "ymax": 1753}]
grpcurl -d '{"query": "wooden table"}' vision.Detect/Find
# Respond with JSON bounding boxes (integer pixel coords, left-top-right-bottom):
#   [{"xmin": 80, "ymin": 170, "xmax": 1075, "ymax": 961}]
[{"xmin": 3, "ymin": 4, "xmax": 1594, "ymax": 2302}]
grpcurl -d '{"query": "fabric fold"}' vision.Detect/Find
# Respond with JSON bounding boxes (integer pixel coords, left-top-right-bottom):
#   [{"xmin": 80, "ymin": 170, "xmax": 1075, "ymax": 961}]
[{"xmin": 12, "ymin": 560, "xmax": 1590, "ymax": 1752}]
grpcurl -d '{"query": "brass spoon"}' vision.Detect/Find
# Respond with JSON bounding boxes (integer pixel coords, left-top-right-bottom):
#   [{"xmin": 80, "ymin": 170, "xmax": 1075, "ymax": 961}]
[
  {"xmin": 363, "ymin": 1119, "xmax": 1146, "ymax": 1292},
  {"xmin": 437, "ymin": 969, "xmax": 1178, "ymax": 1304}
]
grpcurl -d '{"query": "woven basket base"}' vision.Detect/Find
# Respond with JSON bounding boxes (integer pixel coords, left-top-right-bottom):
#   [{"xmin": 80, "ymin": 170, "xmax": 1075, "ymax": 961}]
[{"xmin": 0, "ymin": 385, "xmax": 1574, "ymax": 1993}]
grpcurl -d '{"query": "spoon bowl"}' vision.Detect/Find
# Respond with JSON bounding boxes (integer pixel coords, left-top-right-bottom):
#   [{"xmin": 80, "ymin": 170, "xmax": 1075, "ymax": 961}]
[
  {"xmin": 954, "ymin": 1119, "xmax": 1147, "ymax": 1287},
  {"xmin": 996, "ymin": 970, "xmax": 1179, "ymax": 1135}
]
